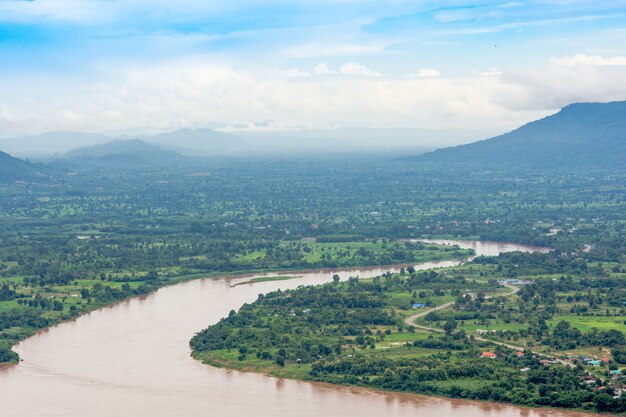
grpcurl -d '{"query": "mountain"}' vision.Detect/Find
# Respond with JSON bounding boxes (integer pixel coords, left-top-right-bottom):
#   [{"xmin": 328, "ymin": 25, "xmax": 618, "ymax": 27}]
[
  {"xmin": 141, "ymin": 128, "xmax": 247, "ymax": 154},
  {"xmin": 0, "ymin": 128, "xmax": 245, "ymax": 158},
  {"xmin": 410, "ymin": 101, "xmax": 626, "ymax": 171},
  {"xmin": 237, "ymin": 126, "xmax": 497, "ymax": 154},
  {"xmin": 0, "ymin": 126, "xmax": 496, "ymax": 158},
  {"xmin": 0, "ymin": 131, "xmax": 112, "ymax": 157},
  {"xmin": 0, "ymin": 151, "xmax": 39, "ymax": 182},
  {"xmin": 62, "ymin": 139, "xmax": 191, "ymax": 170}
]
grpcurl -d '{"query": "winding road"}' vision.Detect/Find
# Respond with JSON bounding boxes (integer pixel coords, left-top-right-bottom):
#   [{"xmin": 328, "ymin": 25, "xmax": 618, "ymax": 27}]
[
  {"xmin": 4, "ymin": 239, "xmax": 579, "ymax": 417},
  {"xmin": 404, "ymin": 282, "xmax": 520, "ymax": 330},
  {"xmin": 404, "ymin": 283, "xmax": 574, "ymax": 367}
]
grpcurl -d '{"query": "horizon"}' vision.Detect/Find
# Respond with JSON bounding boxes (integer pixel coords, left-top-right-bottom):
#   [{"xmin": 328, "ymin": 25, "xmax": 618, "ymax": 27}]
[{"xmin": 1, "ymin": 1, "xmax": 626, "ymax": 143}]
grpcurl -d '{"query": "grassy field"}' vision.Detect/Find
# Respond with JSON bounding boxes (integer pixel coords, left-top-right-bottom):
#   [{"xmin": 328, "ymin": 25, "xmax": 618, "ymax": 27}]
[
  {"xmin": 231, "ymin": 275, "xmax": 299, "ymax": 287},
  {"xmin": 548, "ymin": 315, "xmax": 626, "ymax": 332},
  {"xmin": 193, "ymin": 349, "xmax": 313, "ymax": 380},
  {"xmin": 230, "ymin": 240, "xmax": 473, "ymax": 267}
]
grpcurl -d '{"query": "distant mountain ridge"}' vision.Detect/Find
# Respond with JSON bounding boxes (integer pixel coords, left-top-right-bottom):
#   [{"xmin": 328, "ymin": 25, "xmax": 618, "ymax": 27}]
[
  {"xmin": 0, "ymin": 128, "xmax": 246, "ymax": 157},
  {"xmin": 0, "ymin": 126, "xmax": 498, "ymax": 158},
  {"xmin": 0, "ymin": 131, "xmax": 112, "ymax": 157},
  {"xmin": 0, "ymin": 151, "xmax": 38, "ymax": 182},
  {"xmin": 139, "ymin": 128, "xmax": 246, "ymax": 154},
  {"xmin": 62, "ymin": 139, "xmax": 191, "ymax": 170},
  {"xmin": 410, "ymin": 101, "xmax": 626, "ymax": 170}
]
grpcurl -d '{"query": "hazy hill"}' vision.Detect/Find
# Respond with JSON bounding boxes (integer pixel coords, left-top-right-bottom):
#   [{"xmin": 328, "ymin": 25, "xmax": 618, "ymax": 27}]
[
  {"xmin": 140, "ymin": 128, "xmax": 247, "ymax": 154},
  {"xmin": 410, "ymin": 101, "xmax": 626, "ymax": 170},
  {"xmin": 0, "ymin": 131, "xmax": 112, "ymax": 157},
  {"xmin": 0, "ymin": 128, "xmax": 247, "ymax": 158},
  {"xmin": 0, "ymin": 151, "xmax": 39, "ymax": 182},
  {"xmin": 63, "ymin": 139, "xmax": 191, "ymax": 170},
  {"xmin": 238, "ymin": 126, "xmax": 497, "ymax": 154},
  {"xmin": 0, "ymin": 126, "xmax": 496, "ymax": 158}
]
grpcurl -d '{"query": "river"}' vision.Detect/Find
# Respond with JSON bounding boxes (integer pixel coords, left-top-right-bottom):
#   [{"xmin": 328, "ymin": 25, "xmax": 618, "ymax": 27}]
[{"xmin": 1, "ymin": 240, "xmax": 594, "ymax": 417}]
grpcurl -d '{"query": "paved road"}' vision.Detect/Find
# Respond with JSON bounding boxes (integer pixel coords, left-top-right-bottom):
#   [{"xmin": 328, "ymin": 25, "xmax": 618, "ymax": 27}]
[
  {"xmin": 404, "ymin": 283, "xmax": 519, "ymax": 329},
  {"xmin": 403, "ymin": 283, "xmax": 574, "ymax": 367}
]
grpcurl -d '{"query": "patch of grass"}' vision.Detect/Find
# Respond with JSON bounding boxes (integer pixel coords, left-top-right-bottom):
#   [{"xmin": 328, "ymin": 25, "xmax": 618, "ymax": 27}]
[
  {"xmin": 427, "ymin": 378, "xmax": 494, "ymax": 390},
  {"xmin": 549, "ymin": 315, "xmax": 626, "ymax": 333},
  {"xmin": 193, "ymin": 349, "xmax": 312, "ymax": 379},
  {"xmin": 380, "ymin": 331, "xmax": 436, "ymax": 342},
  {"xmin": 231, "ymin": 275, "xmax": 300, "ymax": 287}
]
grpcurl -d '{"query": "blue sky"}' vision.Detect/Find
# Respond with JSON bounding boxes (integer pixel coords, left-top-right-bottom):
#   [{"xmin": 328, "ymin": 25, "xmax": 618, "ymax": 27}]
[{"xmin": 1, "ymin": 0, "xmax": 626, "ymax": 137}]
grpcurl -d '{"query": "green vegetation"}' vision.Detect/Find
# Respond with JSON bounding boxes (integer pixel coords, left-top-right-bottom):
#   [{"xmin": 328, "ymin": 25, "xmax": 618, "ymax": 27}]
[
  {"xmin": 3, "ymin": 155, "xmax": 498, "ymax": 362},
  {"xmin": 231, "ymin": 276, "xmax": 299, "ymax": 287},
  {"xmin": 0, "ymin": 150, "xmax": 624, "ymax": 413},
  {"xmin": 0, "ymin": 237, "xmax": 466, "ymax": 363},
  {"xmin": 192, "ymin": 251, "xmax": 626, "ymax": 413},
  {"xmin": 412, "ymin": 101, "xmax": 626, "ymax": 171}
]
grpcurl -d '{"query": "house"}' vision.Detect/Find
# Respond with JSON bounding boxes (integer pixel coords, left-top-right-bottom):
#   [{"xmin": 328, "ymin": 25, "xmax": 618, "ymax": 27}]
[
  {"xmin": 540, "ymin": 359, "xmax": 552, "ymax": 366},
  {"xmin": 412, "ymin": 303, "xmax": 425, "ymax": 309},
  {"xmin": 515, "ymin": 351, "xmax": 525, "ymax": 358},
  {"xmin": 482, "ymin": 351, "xmax": 497, "ymax": 359},
  {"xmin": 587, "ymin": 360, "xmax": 602, "ymax": 366},
  {"xmin": 601, "ymin": 357, "xmax": 610, "ymax": 364},
  {"xmin": 497, "ymin": 279, "xmax": 532, "ymax": 285},
  {"xmin": 519, "ymin": 367, "xmax": 530, "ymax": 372},
  {"xmin": 610, "ymin": 370, "xmax": 622, "ymax": 376}
]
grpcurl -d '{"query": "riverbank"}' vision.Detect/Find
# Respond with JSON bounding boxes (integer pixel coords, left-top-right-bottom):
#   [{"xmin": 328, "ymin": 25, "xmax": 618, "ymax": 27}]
[
  {"xmin": 191, "ymin": 247, "xmax": 626, "ymax": 414},
  {"xmin": 0, "ymin": 242, "xmax": 474, "ymax": 363},
  {"xmin": 193, "ymin": 352, "xmax": 608, "ymax": 417},
  {"xmin": 6, "ymin": 240, "xmax": 592, "ymax": 417}
]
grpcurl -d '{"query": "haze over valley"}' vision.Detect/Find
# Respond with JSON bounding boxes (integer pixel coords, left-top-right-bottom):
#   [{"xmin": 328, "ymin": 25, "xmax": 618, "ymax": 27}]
[{"xmin": 1, "ymin": 1, "xmax": 625, "ymax": 416}]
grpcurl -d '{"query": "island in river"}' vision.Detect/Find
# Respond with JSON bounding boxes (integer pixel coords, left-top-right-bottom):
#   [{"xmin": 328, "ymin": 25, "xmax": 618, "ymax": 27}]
[{"xmin": 191, "ymin": 245, "xmax": 626, "ymax": 414}]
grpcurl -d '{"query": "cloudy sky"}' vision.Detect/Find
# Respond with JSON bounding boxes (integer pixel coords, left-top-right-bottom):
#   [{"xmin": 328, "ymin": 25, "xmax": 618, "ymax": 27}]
[{"xmin": 1, "ymin": 0, "xmax": 626, "ymax": 137}]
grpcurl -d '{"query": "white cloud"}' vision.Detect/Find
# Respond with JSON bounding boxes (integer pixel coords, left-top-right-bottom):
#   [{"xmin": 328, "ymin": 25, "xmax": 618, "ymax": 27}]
[
  {"xmin": 0, "ymin": 0, "xmax": 113, "ymax": 23},
  {"xmin": 434, "ymin": 8, "xmax": 503, "ymax": 23},
  {"xmin": 438, "ymin": 14, "xmax": 621, "ymax": 36},
  {"xmin": 283, "ymin": 68, "xmax": 312, "ymax": 78},
  {"xmin": 1, "ymin": 54, "xmax": 626, "ymax": 136},
  {"xmin": 408, "ymin": 68, "xmax": 441, "ymax": 78},
  {"xmin": 500, "ymin": 56, "xmax": 626, "ymax": 110},
  {"xmin": 339, "ymin": 63, "xmax": 381, "ymax": 77},
  {"xmin": 0, "ymin": 63, "xmax": 531, "ymax": 134},
  {"xmin": 498, "ymin": 2, "xmax": 523, "ymax": 8},
  {"xmin": 313, "ymin": 63, "xmax": 336, "ymax": 75},
  {"xmin": 286, "ymin": 42, "xmax": 388, "ymax": 58},
  {"xmin": 551, "ymin": 54, "xmax": 626, "ymax": 67},
  {"xmin": 477, "ymin": 68, "xmax": 503, "ymax": 76}
]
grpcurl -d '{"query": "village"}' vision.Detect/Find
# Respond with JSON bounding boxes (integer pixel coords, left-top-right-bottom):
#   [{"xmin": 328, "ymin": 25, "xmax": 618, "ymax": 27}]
[{"xmin": 479, "ymin": 348, "xmax": 626, "ymax": 399}]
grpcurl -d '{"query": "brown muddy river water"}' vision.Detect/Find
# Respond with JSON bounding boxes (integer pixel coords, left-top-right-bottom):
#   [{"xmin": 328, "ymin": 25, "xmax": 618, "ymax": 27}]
[{"xmin": 1, "ymin": 240, "xmax": 595, "ymax": 417}]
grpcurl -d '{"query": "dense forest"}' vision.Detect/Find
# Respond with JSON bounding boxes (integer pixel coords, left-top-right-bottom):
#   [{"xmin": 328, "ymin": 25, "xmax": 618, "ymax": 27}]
[
  {"xmin": 1, "ymin": 152, "xmax": 625, "ymax": 413},
  {"xmin": 192, "ymin": 251, "xmax": 626, "ymax": 412}
]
